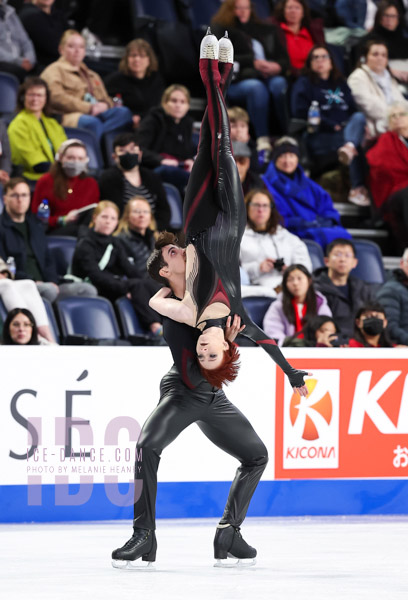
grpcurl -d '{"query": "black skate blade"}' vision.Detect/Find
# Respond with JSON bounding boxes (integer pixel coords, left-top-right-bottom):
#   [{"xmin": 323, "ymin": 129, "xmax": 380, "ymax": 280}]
[
  {"xmin": 214, "ymin": 557, "xmax": 257, "ymax": 568},
  {"xmin": 112, "ymin": 559, "xmax": 155, "ymax": 571}
]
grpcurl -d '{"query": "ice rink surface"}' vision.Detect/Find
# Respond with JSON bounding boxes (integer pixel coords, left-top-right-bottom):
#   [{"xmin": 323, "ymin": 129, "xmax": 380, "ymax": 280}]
[{"xmin": 2, "ymin": 516, "xmax": 408, "ymax": 600}]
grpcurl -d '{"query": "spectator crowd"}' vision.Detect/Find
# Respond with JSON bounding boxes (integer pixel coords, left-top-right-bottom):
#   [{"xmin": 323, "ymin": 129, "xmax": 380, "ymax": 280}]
[{"xmin": 1, "ymin": 0, "xmax": 408, "ymax": 349}]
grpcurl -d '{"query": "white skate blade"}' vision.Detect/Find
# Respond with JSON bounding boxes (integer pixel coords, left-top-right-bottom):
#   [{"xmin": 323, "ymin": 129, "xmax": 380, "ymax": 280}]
[
  {"xmin": 112, "ymin": 559, "xmax": 155, "ymax": 571},
  {"xmin": 214, "ymin": 557, "xmax": 257, "ymax": 568}
]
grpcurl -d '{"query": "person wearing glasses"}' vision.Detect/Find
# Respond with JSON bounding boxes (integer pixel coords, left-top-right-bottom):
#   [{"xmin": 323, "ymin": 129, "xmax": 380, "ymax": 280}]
[
  {"xmin": 1, "ymin": 307, "xmax": 47, "ymax": 345},
  {"xmin": 7, "ymin": 76, "xmax": 67, "ymax": 182},
  {"xmin": 313, "ymin": 238, "xmax": 375, "ymax": 338},
  {"xmin": 240, "ymin": 188, "xmax": 312, "ymax": 298},
  {"xmin": 291, "ymin": 44, "xmax": 369, "ymax": 207}
]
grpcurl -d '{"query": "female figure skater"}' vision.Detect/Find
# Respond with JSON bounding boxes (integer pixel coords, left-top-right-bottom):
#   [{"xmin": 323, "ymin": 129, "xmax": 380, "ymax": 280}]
[{"xmin": 149, "ymin": 30, "xmax": 309, "ymax": 392}]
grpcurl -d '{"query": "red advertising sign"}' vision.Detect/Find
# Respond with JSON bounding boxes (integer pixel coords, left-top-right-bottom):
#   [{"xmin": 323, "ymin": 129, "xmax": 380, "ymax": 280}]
[{"xmin": 275, "ymin": 358, "xmax": 408, "ymax": 478}]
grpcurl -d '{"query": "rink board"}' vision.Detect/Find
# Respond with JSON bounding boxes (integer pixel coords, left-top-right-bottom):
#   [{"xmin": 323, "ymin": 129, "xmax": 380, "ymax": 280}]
[{"xmin": 1, "ymin": 346, "xmax": 408, "ymax": 522}]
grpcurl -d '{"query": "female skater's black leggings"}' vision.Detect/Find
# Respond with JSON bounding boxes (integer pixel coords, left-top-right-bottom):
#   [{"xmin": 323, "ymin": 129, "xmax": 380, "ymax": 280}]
[{"xmin": 133, "ymin": 367, "xmax": 268, "ymax": 530}]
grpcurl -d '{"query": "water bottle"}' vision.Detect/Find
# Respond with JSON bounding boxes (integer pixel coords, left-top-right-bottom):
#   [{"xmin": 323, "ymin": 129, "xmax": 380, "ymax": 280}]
[
  {"xmin": 6, "ymin": 256, "xmax": 16, "ymax": 279},
  {"xmin": 37, "ymin": 199, "xmax": 50, "ymax": 226},
  {"xmin": 113, "ymin": 94, "xmax": 123, "ymax": 107},
  {"xmin": 307, "ymin": 100, "xmax": 321, "ymax": 134}
]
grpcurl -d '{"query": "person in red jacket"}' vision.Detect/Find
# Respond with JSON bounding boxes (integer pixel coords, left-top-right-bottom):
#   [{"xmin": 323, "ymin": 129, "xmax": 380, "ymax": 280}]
[
  {"xmin": 32, "ymin": 139, "xmax": 100, "ymax": 236},
  {"xmin": 366, "ymin": 102, "xmax": 408, "ymax": 251}
]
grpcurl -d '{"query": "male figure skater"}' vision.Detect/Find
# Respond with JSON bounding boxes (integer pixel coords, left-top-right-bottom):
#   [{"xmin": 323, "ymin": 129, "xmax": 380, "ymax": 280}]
[{"xmin": 112, "ymin": 31, "xmax": 308, "ymax": 569}]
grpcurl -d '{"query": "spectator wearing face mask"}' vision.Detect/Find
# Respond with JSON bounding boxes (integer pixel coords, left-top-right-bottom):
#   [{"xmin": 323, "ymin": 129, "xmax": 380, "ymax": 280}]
[
  {"xmin": 348, "ymin": 303, "xmax": 397, "ymax": 347},
  {"xmin": 31, "ymin": 139, "xmax": 100, "ymax": 236},
  {"xmin": 98, "ymin": 132, "xmax": 170, "ymax": 230}
]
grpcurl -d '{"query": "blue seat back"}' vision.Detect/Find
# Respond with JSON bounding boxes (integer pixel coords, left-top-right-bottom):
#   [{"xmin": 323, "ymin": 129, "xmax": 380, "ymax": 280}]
[
  {"xmin": 163, "ymin": 182, "xmax": 183, "ymax": 230},
  {"xmin": 115, "ymin": 297, "xmax": 146, "ymax": 337},
  {"xmin": 42, "ymin": 297, "xmax": 60, "ymax": 343},
  {"xmin": 303, "ymin": 238, "xmax": 325, "ymax": 271},
  {"xmin": 189, "ymin": 0, "xmax": 222, "ymax": 27},
  {"xmin": 243, "ymin": 296, "xmax": 274, "ymax": 328},
  {"xmin": 252, "ymin": 0, "xmax": 273, "ymax": 18},
  {"xmin": 135, "ymin": 0, "xmax": 179, "ymax": 22},
  {"xmin": 46, "ymin": 236, "xmax": 77, "ymax": 279},
  {"xmin": 0, "ymin": 72, "xmax": 19, "ymax": 116},
  {"xmin": 56, "ymin": 297, "xmax": 121, "ymax": 339},
  {"xmin": 0, "ymin": 297, "xmax": 7, "ymax": 321},
  {"xmin": 64, "ymin": 127, "xmax": 104, "ymax": 173},
  {"xmin": 351, "ymin": 239, "xmax": 385, "ymax": 284}
]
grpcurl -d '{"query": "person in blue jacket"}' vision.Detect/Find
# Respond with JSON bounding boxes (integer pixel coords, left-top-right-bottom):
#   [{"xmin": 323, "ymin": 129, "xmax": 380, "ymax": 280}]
[
  {"xmin": 262, "ymin": 136, "xmax": 352, "ymax": 249},
  {"xmin": 291, "ymin": 45, "xmax": 369, "ymax": 207}
]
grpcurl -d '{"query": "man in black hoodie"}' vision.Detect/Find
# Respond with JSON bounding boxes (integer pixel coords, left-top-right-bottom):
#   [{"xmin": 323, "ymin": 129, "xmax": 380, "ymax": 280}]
[{"xmin": 313, "ymin": 238, "xmax": 375, "ymax": 338}]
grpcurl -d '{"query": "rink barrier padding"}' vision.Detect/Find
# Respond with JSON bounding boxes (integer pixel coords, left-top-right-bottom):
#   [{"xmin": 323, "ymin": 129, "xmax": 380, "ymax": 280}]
[{"xmin": 1, "ymin": 480, "xmax": 408, "ymax": 523}]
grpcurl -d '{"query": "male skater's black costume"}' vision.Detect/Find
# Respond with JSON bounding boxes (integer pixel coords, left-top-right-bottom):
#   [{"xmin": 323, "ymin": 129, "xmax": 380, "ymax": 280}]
[{"xmin": 112, "ymin": 37, "xmax": 306, "ymax": 567}]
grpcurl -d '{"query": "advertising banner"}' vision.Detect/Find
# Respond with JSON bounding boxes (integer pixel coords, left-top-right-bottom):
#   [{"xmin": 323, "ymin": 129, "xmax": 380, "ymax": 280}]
[{"xmin": 275, "ymin": 356, "xmax": 408, "ymax": 479}]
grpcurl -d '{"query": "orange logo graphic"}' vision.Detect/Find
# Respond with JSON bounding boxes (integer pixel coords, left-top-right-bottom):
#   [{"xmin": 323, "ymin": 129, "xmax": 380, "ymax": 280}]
[{"xmin": 289, "ymin": 379, "xmax": 333, "ymax": 440}]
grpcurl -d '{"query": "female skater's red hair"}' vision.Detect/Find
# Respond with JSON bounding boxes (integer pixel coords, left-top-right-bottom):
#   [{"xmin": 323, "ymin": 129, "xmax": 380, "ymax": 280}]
[{"xmin": 200, "ymin": 341, "xmax": 241, "ymax": 388}]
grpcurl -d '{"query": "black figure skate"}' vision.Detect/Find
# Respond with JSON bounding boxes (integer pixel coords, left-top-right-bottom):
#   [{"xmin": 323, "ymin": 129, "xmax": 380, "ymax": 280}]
[
  {"xmin": 213, "ymin": 524, "xmax": 257, "ymax": 568},
  {"xmin": 111, "ymin": 528, "xmax": 157, "ymax": 570}
]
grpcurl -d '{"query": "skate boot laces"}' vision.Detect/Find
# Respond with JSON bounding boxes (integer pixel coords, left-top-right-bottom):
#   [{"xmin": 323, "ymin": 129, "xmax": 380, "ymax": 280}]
[
  {"xmin": 200, "ymin": 27, "xmax": 219, "ymax": 60},
  {"xmin": 219, "ymin": 31, "xmax": 234, "ymax": 64}
]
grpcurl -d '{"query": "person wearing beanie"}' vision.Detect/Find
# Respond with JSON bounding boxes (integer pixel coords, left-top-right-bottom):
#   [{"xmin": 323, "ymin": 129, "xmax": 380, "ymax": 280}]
[{"xmin": 262, "ymin": 136, "xmax": 351, "ymax": 248}]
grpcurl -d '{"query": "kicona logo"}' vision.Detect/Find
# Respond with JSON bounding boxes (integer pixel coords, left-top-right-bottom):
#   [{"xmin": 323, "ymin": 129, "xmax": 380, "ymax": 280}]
[
  {"xmin": 283, "ymin": 371, "xmax": 339, "ymax": 470},
  {"xmin": 289, "ymin": 378, "xmax": 333, "ymax": 441}
]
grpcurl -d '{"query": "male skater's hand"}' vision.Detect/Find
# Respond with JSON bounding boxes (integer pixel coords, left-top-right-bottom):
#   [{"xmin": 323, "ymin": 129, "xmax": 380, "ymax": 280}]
[
  {"xmin": 225, "ymin": 314, "xmax": 245, "ymax": 343},
  {"xmin": 288, "ymin": 370, "xmax": 312, "ymax": 396}
]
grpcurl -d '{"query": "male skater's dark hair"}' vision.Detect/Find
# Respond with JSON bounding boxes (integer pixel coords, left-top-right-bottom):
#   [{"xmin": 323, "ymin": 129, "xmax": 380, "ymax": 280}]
[{"xmin": 147, "ymin": 231, "xmax": 181, "ymax": 285}]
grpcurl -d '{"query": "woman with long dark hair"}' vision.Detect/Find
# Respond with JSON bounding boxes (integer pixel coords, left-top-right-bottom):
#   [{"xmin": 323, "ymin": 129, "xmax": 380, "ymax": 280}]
[
  {"xmin": 348, "ymin": 39, "xmax": 405, "ymax": 137},
  {"xmin": 273, "ymin": 0, "xmax": 324, "ymax": 76},
  {"xmin": 2, "ymin": 308, "xmax": 39, "ymax": 345},
  {"xmin": 291, "ymin": 44, "xmax": 369, "ymax": 206},
  {"xmin": 262, "ymin": 263, "xmax": 331, "ymax": 345}
]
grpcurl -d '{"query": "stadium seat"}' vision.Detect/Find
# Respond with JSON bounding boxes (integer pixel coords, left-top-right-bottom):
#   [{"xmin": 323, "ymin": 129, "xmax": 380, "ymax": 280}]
[
  {"xmin": 0, "ymin": 298, "xmax": 6, "ymax": 321},
  {"xmin": 189, "ymin": 0, "xmax": 222, "ymax": 27},
  {"xmin": 303, "ymin": 238, "xmax": 325, "ymax": 272},
  {"xmin": 163, "ymin": 182, "xmax": 183, "ymax": 230},
  {"xmin": 63, "ymin": 127, "xmax": 104, "ymax": 174},
  {"xmin": 42, "ymin": 297, "xmax": 60, "ymax": 344},
  {"xmin": 134, "ymin": 0, "xmax": 179, "ymax": 22},
  {"xmin": 45, "ymin": 236, "xmax": 77, "ymax": 279},
  {"xmin": 115, "ymin": 297, "xmax": 150, "ymax": 344},
  {"xmin": 55, "ymin": 296, "xmax": 123, "ymax": 344},
  {"xmin": 0, "ymin": 72, "xmax": 19, "ymax": 120},
  {"xmin": 352, "ymin": 239, "xmax": 386, "ymax": 284},
  {"xmin": 243, "ymin": 296, "xmax": 273, "ymax": 328}
]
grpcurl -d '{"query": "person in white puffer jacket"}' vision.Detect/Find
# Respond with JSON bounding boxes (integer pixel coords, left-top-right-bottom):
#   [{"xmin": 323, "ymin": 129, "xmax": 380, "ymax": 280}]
[{"xmin": 240, "ymin": 188, "xmax": 312, "ymax": 298}]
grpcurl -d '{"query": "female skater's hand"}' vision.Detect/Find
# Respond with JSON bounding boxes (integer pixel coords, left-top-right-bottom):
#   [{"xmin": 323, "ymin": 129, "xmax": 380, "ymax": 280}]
[
  {"xmin": 289, "ymin": 370, "xmax": 313, "ymax": 396},
  {"xmin": 225, "ymin": 314, "xmax": 246, "ymax": 343}
]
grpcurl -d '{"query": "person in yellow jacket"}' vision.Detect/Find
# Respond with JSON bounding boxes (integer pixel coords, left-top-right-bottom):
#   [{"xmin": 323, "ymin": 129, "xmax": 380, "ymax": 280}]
[
  {"xmin": 41, "ymin": 29, "xmax": 133, "ymax": 141},
  {"xmin": 7, "ymin": 76, "xmax": 67, "ymax": 182}
]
